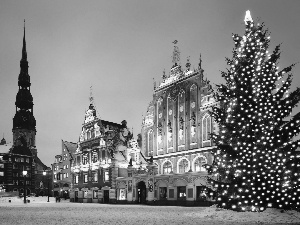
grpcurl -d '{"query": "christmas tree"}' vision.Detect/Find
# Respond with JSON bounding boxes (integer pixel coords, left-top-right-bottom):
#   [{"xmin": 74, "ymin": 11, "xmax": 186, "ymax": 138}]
[{"xmin": 208, "ymin": 10, "xmax": 300, "ymax": 212}]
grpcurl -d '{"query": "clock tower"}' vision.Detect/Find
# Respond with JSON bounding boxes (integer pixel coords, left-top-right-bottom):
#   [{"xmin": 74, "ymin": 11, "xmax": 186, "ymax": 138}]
[{"xmin": 12, "ymin": 21, "xmax": 37, "ymax": 156}]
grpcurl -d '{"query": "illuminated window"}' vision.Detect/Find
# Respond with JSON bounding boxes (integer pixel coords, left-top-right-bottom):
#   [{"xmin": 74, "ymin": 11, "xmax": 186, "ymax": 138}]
[
  {"xmin": 75, "ymin": 175, "xmax": 78, "ymax": 184},
  {"xmin": 177, "ymin": 186, "xmax": 186, "ymax": 199},
  {"xmin": 92, "ymin": 152, "xmax": 98, "ymax": 163},
  {"xmin": 0, "ymin": 172, "xmax": 4, "ymax": 176},
  {"xmin": 163, "ymin": 161, "xmax": 172, "ymax": 174},
  {"xmin": 178, "ymin": 159, "xmax": 189, "ymax": 173},
  {"xmin": 202, "ymin": 115, "xmax": 211, "ymax": 141},
  {"xmin": 83, "ymin": 174, "xmax": 88, "ymax": 183},
  {"xmin": 194, "ymin": 156, "xmax": 207, "ymax": 172},
  {"xmin": 0, "ymin": 163, "xmax": 4, "ymax": 168},
  {"xmin": 93, "ymin": 172, "xmax": 98, "ymax": 182},
  {"xmin": 148, "ymin": 130, "xmax": 153, "ymax": 156},
  {"xmin": 93, "ymin": 190, "xmax": 98, "ymax": 199},
  {"xmin": 104, "ymin": 171, "xmax": 109, "ymax": 182},
  {"xmin": 119, "ymin": 189, "xmax": 126, "ymax": 200},
  {"xmin": 83, "ymin": 154, "xmax": 88, "ymax": 165}
]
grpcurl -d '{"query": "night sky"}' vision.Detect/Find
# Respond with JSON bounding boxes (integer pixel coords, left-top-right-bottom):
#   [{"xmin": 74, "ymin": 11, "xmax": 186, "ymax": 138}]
[{"xmin": 0, "ymin": 0, "xmax": 299, "ymax": 167}]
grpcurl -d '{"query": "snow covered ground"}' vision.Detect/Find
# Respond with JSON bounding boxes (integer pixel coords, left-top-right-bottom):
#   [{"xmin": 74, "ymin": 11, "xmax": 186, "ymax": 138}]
[{"xmin": 0, "ymin": 197, "xmax": 299, "ymax": 225}]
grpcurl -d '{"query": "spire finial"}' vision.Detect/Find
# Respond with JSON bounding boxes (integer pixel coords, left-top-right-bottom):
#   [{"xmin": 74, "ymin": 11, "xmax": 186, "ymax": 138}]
[
  {"xmin": 198, "ymin": 53, "xmax": 202, "ymax": 69},
  {"xmin": 162, "ymin": 69, "xmax": 166, "ymax": 81},
  {"xmin": 89, "ymin": 85, "xmax": 94, "ymax": 105},
  {"xmin": 244, "ymin": 10, "xmax": 253, "ymax": 24},
  {"xmin": 153, "ymin": 78, "xmax": 156, "ymax": 90},
  {"xmin": 186, "ymin": 56, "xmax": 191, "ymax": 70},
  {"xmin": 172, "ymin": 40, "xmax": 180, "ymax": 67}
]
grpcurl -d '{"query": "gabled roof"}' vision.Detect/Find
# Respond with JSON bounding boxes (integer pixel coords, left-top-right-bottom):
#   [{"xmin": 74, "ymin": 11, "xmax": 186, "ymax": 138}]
[{"xmin": 62, "ymin": 140, "xmax": 77, "ymax": 161}]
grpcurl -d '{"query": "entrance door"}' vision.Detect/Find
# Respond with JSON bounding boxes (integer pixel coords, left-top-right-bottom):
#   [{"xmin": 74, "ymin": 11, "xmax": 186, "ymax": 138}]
[
  {"xmin": 75, "ymin": 191, "xmax": 78, "ymax": 202},
  {"xmin": 103, "ymin": 190, "xmax": 109, "ymax": 203},
  {"xmin": 137, "ymin": 181, "xmax": 146, "ymax": 204}
]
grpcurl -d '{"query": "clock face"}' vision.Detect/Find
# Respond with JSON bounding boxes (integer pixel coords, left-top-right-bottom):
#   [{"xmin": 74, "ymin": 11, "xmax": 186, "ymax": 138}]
[{"xmin": 22, "ymin": 116, "xmax": 27, "ymax": 121}]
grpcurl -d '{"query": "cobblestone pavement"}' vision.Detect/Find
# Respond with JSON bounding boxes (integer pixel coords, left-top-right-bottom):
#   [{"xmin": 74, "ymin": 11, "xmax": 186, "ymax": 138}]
[{"xmin": 0, "ymin": 202, "xmax": 299, "ymax": 225}]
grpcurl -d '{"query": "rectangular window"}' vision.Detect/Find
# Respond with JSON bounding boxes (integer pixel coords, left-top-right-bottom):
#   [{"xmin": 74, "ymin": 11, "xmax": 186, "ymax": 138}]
[
  {"xmin": 13, "ymin": 180, "xmax": 18, "ymax": 185},
  {"xmin": 13, "ymin": 164, "xmax": 18, "ymax": 169},
  {"xmin": 0, "ymin": 172, "xmax": 4, "ymax": 176},
  {"xmin": 54, "ymin": 174, "xmax": 57, "ymax": 179},
  {"xmin": 93, "ymin": 190, "xmax": 98, "ymax": 199},
  {"xmin": 0, "ymin": 163, "xmax": 4, "ymax": 168},
  {"xmin": 83, "ymin": 155, "xmax": 88, "ymax": 165},
  {"xmin": 26, "ymin": 166, "xmax": 30, "ymax": 170},
  {"xmin": 119, "ymin": 189, "xmax": 126, "ymax": 200},
  {"xmin": 0, "ymin": 156, "xmax": 3, "ymax": 161},
  {"xmin": 75, "ymin": 175, "xmax": 79, "ymax": 184},
  {"xmin": 83, "ymin": 174, "xmax": 88, "ymax": 183},
  {"xmin": 177, "ymin": 186, "xmax": 186, "ymax": 199},
  {"xmin": 15, "ymin": 158, "xmax": 20, "ymax": 162},
  {"xmin": 20, "ymin": 158, "xmax": 24, "ymax": 162},
  {"xmin": 13, "ymin": 172, "xmax": 18, "ymax": 177},
  {"xmin": 66, "ymin": 164, "xmax": 69, "ymax": 169},
  {"xmin": 63, "ymin": 165, "xmax": 65, "ymax": 169},
  {"xmin": 26, "ymin": 158, "xmax": 29, "ymax": 163},
  {"xmin": 66, "ymin": 173, "xmax": 69, "ymax": 178},
  {"xmin": 93, "ymin": 172, "xmax": 98, "ymax": 183},
  {"xmin": 83, "ymin": 191, "xmax": 88, "ymax": 198},
  {"xmin": 92, "ymin": 152, "xmax": 98, "ymax": 163},
  {"xmin": 26, "ymin": 181, "xmax": 30, "ymax": 185},
  {"xmin": 104, "ymin": 171, "xmax": 109, "ymax": 182}
]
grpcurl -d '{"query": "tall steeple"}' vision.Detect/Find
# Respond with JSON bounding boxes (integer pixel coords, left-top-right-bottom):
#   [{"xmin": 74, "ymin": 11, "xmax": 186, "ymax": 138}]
[{"xmin": 12, "ymin": 21, "xmax": 36, "ymax": 149}]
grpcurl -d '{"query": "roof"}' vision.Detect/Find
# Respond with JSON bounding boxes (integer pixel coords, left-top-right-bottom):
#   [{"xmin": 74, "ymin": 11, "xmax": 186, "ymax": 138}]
[{"xmin": 0, "ymin": 144, "xmax": 12, "ymax": 154}]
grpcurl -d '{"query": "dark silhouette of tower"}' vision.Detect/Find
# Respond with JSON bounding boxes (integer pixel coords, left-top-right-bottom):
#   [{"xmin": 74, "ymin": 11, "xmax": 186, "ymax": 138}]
[{"xmin": 12, "ymin": 20, "xmax": 37, "ymax": 157}]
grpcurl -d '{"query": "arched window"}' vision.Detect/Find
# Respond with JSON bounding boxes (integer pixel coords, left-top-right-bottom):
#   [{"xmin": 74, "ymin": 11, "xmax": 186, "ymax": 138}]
[
  {"xmin": 202, "ymin": 114, "xmax": 211, "ymax": 141},
  {"xmin": 178, "ymin": 159, "xmax": 189, "ymax": 173},
  {"xmin": 162, "ymin": 161, "xmax": 172, "ymax": 174},
  {"xmin": 148, "ymin": 130, "xmax": 153, "ymax": 156},
  {"xmin": 194, "ymin": 156, "xmax": 207, "ymax": 172}
]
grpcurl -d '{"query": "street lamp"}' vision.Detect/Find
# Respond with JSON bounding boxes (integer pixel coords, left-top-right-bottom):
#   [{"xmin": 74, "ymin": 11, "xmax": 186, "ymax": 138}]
[
  {"xmin": 22, "ymin": 170, "xmax": 27, "ymax": 204},
  {"xmin": 43, "ymin": 170, "xmax": 50, "ymax": 202}
]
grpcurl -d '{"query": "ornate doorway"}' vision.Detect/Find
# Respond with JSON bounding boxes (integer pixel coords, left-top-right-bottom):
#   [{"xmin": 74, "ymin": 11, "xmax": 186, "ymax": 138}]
[{"xmin": 137, "ymin": 181, "xmax": 146, "ymax": 204}]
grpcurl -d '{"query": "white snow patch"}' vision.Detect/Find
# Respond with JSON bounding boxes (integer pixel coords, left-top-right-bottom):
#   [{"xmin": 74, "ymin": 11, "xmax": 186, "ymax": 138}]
[{"xmin": 185, "ymin": 204, "xmax": 300, "ymax": 223}]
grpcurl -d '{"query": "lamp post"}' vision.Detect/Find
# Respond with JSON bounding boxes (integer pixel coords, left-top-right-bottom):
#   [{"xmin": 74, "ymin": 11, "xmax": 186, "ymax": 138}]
[
  {"xmin": 22, "ymin": 170, "xmax": 27, "ymax": 204},
  {"xmin": 43, "ymin": 170, "xmax": 50, "ymax": 202}
]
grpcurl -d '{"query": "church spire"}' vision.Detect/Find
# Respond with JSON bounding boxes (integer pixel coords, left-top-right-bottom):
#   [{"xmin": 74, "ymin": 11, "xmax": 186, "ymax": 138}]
[{"xmin": 13, "ymin": 21, "xmax": 36, "ymax": 133}]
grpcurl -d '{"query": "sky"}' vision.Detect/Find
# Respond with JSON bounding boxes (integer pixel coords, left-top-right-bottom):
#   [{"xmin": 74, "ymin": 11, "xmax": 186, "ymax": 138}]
[{"xmin": 0, "ymin": 0, "xmax": 299, "ymax": 168}]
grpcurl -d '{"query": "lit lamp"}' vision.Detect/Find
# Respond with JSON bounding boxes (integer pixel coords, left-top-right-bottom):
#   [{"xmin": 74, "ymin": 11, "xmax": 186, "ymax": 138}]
[
  {"xmin": 43, "ymin": 170, "xmax": 50, "ymax": 202},
  {"xmin": 22, "ymin": 170, "xmax": 27, "ymax": 204}
]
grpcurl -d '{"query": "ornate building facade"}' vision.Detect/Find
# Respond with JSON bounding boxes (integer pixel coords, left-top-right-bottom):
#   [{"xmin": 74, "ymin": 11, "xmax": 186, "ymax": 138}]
[
  {"xmin": 115, "ymin": 45, "xmax": 218, "ymax": 205},
  {"xmin": 69, "ymin": 101, "xmax": 139, "ymax": 203}
]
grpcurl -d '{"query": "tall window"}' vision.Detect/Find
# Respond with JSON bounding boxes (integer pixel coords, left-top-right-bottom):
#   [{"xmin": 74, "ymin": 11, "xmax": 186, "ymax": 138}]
[
  {"xmin": 202, "ymin": 115, "xmax": 211, "ymax": 141},
  {"xmin": 93, "ymin": 172, "xmax": 98, "ymax": 182},
  {"xmin": 104, "ymin": 171, "xmax": 109, "ymax": 182},
  {"xmin": 194, "ymin": 156, "xmax": 207, "ymax": 172},
  {"xmin": 92, "ymin": 151, "xmax": 98, "ymax": 163},
  {"xmin": 83, "ymin": 174, "xmax": 88, "ymax": 183},
  {"xmin": 75, "ymin": 175, "xmax": 79, "ymax": 184},
  {"xmin": 82, "ymin": 154, "xmax": 88, "ymax": 165},
  {"xmin": 148, "ymin": 130, "xmax": 153, "ymax": 156},
  {"xmin": 178, "ymin": 159, "xmax": 189, "ymax": 173},
  {"xmin": 163, "ymin": 161, "xmax": 172, "ymax": 174}
]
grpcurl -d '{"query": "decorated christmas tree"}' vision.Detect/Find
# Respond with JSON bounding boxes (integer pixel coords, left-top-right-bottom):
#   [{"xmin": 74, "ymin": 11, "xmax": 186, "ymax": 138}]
[{"xmin": 208, "ymin": 10, "xmax": 300, "ymax": 212}]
